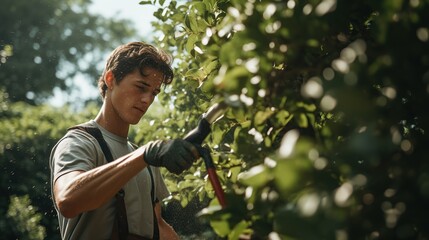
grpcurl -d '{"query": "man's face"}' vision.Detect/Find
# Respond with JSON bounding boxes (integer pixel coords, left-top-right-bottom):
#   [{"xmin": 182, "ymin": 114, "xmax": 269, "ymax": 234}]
[{"xmin": 109, "ymin": 67, "xmax": 163, "ymax": 125}]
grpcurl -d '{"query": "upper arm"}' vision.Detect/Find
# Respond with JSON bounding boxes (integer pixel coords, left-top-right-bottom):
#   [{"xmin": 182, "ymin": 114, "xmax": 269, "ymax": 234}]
[
  {"xmin": 50, "ymin": 131, "xmax": 99, "ymax": 213},
  {"xmin": 51, "ymin": 131, "xmax": 101, "ymax": 183}
]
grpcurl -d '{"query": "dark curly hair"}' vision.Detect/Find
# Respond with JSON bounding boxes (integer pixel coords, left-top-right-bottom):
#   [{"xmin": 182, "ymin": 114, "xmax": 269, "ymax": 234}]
[{"xmin": 98, "ymin": 41, "xmax": 174, "ymax": 98}]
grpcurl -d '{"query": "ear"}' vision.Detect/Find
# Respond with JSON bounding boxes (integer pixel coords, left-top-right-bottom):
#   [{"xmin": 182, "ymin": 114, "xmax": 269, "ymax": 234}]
[{"xmin": 105, "ymin": 70, "xmax": 115, "ymax": 89}]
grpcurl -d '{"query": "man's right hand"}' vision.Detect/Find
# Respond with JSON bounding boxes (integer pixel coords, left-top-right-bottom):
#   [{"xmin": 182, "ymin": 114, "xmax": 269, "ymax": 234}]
[{"xmin": 142, "ymin": 139, "xmax": 199, "ymax": 174}]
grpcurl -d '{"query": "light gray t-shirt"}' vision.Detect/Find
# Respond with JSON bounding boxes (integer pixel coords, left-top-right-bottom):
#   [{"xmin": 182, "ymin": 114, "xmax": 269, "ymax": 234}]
[{"xmin": 50, "ymin": 120, "xmax": 169, "ymax": 240}]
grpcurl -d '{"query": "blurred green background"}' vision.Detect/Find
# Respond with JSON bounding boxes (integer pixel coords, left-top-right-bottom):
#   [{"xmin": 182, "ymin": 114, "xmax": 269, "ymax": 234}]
[{"xmin": 1, "ymin": 0, "xmax": 429, "ymax": 239}]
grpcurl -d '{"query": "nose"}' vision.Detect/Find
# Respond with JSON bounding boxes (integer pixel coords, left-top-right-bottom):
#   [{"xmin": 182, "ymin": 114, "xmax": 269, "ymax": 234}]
[{"xmin": 140, "ymin": 92, "xmax": 154, "ymax": 105}]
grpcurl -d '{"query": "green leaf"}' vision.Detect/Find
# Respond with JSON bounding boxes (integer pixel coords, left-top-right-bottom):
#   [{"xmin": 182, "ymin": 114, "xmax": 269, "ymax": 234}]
[
  {"xmin": 178, "ymin": 180, "xmax": 195, "ymax": 190},
  {"xmin": 228, "ymin": 166, "xmax": 241, "ymax": 183},
  {"xmin": 211, "ymin": 217, "xmax": 231, "ymax": 237},
  {"xmin": 180, "ymin": 197, "xmax": 189, "ymax": 208},
  {"xmin": 198, "ymin": 186, "xmax": 206, "ymax": 201},
  {"xmin": 170, "ymin": 12, "xmax": 185, "ymax": 22},
  {"xmin": 186, "ymin": 34, "xmax": 199, "ymax": 53},
  {"xmin": 228, "ymin": 220, "xmax": 250, "ymax": 240},
  {"xmin": 192, "ymin": 2, "xmax": 206, "ymax": 14},
  {"xmin": 185, "ymin": 68, "xmax": 205, "ymax": 81},
  {"xmin": 238, "ymin": 165, "xmax": 271, "ymax": 188},
  {"xmin": 203, "ymin": 60, "xmax": 219, "ymax": 75},
  {"xmin": 254, "ymin": 108, "xmax": 275, "ymax": 126},
  {"xmin": 219, "ymin": 66, "xmax": 250, "ymax": 91},
  {"xmin": 204, "ymin": 178, "xmax": 215, "ymax": 198},
  {"xmin": 211, "ymin": 124, "xmax": 224, "ymax": 145},
  {"xmin": 296, "ymin": 102, "xmax": 317, "ymax": 112},
  {"xmin": 273, "ymin": 160, "xmax": 300, "ymax": 195},
  {"xmin": 306, "ymin": 39, "xmax": 319, "ymax": 47},
  {"xmin": 188, "ymin": 11, "xmax": 201, "ymax": 32},
  {"xmin": 203, "ymin": 0, "xmax": 217, "ymax": 13},
  {"xmin": 296, "ymin": 114, "xmax": 308, "ymax": 128},
  {"xmin": 139, "ymin": 0, "xmax": 153, "ymax": 5},
  {"xmin": 184, "ymin": 14, "xmax": 192, "ymax": 30},
  {"xmin": 228, "ymin": 107, "xmax": 247, "ymax": 123},
  {"xmin": 275, "ymin": 110, "xmax": 292, "ymax": 128}
]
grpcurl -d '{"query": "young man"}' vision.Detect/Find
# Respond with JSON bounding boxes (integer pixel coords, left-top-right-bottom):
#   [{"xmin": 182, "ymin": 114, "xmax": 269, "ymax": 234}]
[{"xmin": 50, "ymin": 42, "xmax": 199, "ymax": 239}]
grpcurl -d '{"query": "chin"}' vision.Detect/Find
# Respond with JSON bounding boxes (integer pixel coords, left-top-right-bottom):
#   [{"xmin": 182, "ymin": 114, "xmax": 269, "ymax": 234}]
[
  {"xmin": 128, "ymin": 118, "xmax": 141, "ymax": 125},
  {"xmin": 129, "ymin": 115, "xmax": 145, "ymax": 125}
]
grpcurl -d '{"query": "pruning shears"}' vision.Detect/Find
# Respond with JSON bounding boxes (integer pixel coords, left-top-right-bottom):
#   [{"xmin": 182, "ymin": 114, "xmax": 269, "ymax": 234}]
[{"xmin": 184, "ymin": 102, "xmax": 228, "ymax": 208}]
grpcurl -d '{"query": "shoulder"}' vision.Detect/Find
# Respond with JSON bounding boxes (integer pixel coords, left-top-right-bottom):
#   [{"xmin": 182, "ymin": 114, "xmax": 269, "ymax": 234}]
[
  {"xmin": 62, "ymin": 127, "xmax": 99, "ymax": 149},
  {"xmin": 51, "ymin": 123, "xmax": 102, "ymax": 158},
  {"xmin": 64, "ymin": 120, "xmax": 102, "ymax": 145},
  {"xmin": 50, "ymin": 123, "xmax": 106, "ymax": 177}
]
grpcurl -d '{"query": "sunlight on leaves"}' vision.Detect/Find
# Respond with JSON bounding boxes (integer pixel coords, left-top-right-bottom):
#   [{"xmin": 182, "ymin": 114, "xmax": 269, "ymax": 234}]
[{"xmin": 279, "ymin": 130, "xmax": 300, "ymax": 157}]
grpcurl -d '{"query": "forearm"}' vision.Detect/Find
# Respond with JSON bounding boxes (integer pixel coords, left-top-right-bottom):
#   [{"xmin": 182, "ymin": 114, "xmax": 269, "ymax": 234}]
[
  {"xmin": 55, "ymin": 148, "xmax": 147, "ymax": 218},
  {"xmin": 155, "ymin": 203, "xmax": 179, "ymax": 240},
  {"xmin": 158, "ymin": 219, "xmax": 179, "ymax": 240}
]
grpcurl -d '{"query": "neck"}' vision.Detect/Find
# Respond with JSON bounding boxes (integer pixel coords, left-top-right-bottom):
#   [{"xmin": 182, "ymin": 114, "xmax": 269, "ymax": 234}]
[{"xmin": 95, "ymin": 102, "xmax": 129, "ymax": 138}]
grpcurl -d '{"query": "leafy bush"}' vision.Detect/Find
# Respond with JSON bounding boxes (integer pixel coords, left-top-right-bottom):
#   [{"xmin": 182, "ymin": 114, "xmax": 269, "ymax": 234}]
[
  {"xmin": 0, "ymin": 90, "xmax": 99, "ymax": 239},
  {"xmin": 7, "ymin": 195, "xmax": 46, "ymax": 240},
  {"xmin": 145, "ymin": 0, "xmax": 429, "ymax": 238}
]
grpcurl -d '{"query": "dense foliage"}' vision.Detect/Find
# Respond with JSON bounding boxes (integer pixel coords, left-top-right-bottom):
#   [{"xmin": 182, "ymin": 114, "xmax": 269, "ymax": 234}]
[
  {"xmin": 0, "ymin": 88, "xmax": 100, "ymax": 239},
  {"xmin": 140, "ymin": 0, "xmax": 429, "ymax": 239},
  {"xmin": 0, "ymin": 0, "xmax": 136, "ymax": 103}
]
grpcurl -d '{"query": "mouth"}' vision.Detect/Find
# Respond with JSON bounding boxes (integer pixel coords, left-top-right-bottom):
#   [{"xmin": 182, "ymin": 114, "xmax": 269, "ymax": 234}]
[{"xmin": 134, "ymin": 106, "xmax": 146, "ymax": 114}]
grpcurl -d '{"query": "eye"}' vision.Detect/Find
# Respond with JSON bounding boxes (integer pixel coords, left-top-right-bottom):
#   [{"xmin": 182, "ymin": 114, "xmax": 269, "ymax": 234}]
[
  {"xmin": 137, "ymin": 84, "xmax": 159, "ymax": 97},
  {"xmin": 136, "ymin": 85, "xmax": 146, "ymax": 91}
]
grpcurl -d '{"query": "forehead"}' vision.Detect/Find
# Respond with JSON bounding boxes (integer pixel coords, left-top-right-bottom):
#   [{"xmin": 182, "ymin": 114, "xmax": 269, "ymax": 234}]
[{"xmin": 131, "ymin": 67, "xmax": 164, "ymax": 87}]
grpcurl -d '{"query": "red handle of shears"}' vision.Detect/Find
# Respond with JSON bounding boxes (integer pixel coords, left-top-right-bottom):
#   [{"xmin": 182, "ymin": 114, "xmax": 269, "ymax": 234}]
[
  {"xmin": 198, "ymin": 146, "xmax": 226, "ymax": 208},
  {"xmin": 207, "ymin": 168, "xmax": 226, "ymax": 208}
]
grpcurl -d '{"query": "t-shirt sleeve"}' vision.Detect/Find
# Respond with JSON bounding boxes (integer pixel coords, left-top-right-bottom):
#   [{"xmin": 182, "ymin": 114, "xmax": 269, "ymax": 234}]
[
  {"xmin": 51, "ymin": 130, "xmax": 103, "ymax": 183},
  {"xmin": 151, "ymin": 167, "xmax": 170, "ymax": 201}
]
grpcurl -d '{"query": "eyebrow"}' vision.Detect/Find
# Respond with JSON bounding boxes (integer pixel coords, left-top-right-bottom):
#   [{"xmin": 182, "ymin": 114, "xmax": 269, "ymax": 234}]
[{"xmin": 137, "ymin": 80, "xmax": 161, "ymax": 93}]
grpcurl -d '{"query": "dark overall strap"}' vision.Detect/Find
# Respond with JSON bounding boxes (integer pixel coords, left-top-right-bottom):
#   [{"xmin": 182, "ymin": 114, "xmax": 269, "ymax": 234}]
[
  {"xmin": 69, "ymin": 124, "xmax": 128, "ymax": 239},
  {"xmin": 147, "ymin": 167, "xmax": 159, "ymax": 240}
]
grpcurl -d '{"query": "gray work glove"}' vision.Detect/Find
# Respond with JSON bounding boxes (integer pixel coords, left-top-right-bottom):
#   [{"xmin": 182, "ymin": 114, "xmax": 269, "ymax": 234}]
[{"xmin": 142, "ymin": 139, "xmax": 199, "ymax": 174}]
